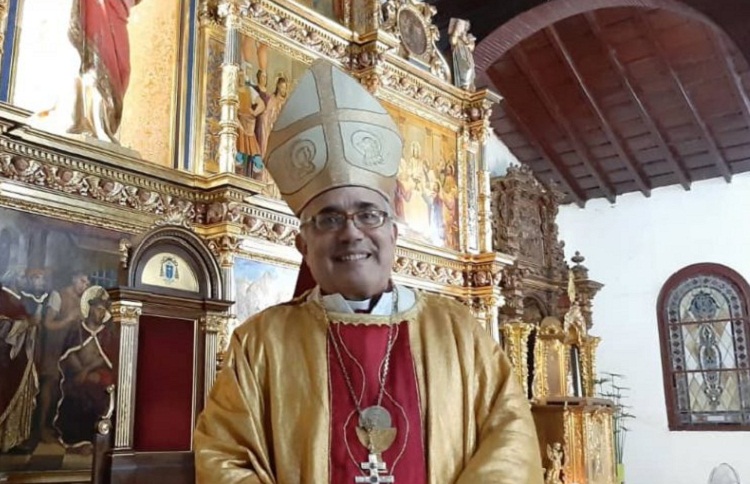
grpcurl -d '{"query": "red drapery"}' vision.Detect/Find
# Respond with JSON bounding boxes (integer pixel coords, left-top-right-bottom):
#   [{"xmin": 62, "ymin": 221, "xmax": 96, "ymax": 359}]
[{"xmin": 77, "ymin": 0, "xmax": 141, "ymax": 103}]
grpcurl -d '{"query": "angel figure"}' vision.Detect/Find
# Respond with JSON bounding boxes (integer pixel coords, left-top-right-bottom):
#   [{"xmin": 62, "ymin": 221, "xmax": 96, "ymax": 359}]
[{"xmin": 545, "ymin": 442, "xmax": 564, "ymax": 484}]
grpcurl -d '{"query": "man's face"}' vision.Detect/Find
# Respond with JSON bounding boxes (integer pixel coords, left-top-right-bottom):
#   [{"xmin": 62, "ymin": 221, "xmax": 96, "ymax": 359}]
[
  {"xmin": 277, "ymin": 80, "xmax": 288, "ymax": 97},
  {"xmin": 72, "ymin": 275, "xmax": 90, "ymax": 296},
  {"xmin": 30, "ymin": 274, "xmax": 45, "ymax": 291},
  {"xmin": 296, "ymin": 186, "xmax": 397, "ymax": 300},
  {"xmin": 89, "ymin": 303, "xmax": 108, "ymax": 325}
]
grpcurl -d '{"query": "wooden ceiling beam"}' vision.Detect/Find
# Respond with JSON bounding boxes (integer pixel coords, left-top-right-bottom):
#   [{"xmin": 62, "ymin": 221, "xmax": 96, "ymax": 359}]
[
  {"xmin": 545, "ymin": 24, "xmax": 652, "ymax": 198},
  {"xmin": 584, "ymin": 12, "xmax": 692, "ymax": 191},
  {"xmin": 715, "ymin": 35, "xmax": 750, "ymax": 141},
  {"xmin": 486, "ymin": 68, "xmax": 586, "ymax": 206},
  {"xmin": 510, "ymin": 44, "xmax": 618, "ymax": 203},
  {"xmin": 638, "ymin": 11, "xmax": 733, "ymax": 183},
  {"xmin": 494, "ymin": 102, "xmax": 587, "ymax": 208}
]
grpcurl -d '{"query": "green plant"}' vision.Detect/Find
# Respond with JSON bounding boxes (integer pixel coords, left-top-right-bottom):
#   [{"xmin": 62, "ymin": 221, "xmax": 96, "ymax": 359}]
[{"xmin": 595, "ymin": 372, "xmax": 635, "ymax": 465}]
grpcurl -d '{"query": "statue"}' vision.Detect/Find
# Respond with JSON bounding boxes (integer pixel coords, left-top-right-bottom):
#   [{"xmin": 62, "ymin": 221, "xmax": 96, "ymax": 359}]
[
  {"xmin": 563, "ymin": 269, "xmax": 587, "ymax": 336},
  {"xmin": 31, "ymin": 0, "xmax": 144, "ymax": 144},
  {"xmin": 448, "ymin": 18, "xmax": 476, "ymax": 91},
  {"xmin": 380, "ymin": 0, "xmax": 398, "ymax": 31},
  {"xmin": 545, "ymin": 442, "xmax": 564, "ymax": 484}
]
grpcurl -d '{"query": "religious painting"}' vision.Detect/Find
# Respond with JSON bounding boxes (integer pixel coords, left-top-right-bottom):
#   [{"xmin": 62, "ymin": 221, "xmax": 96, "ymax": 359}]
[
  {"xmin": 0, "ymin": 207, "xmax": 122, "ymax": 475},
  {"xmin": 202, "ymin": 32, "xmax": 308, "ymax": 185},
  {"xmin": 296, "ymin": 0, "xmax": 345, "ymax": 24},
  {"xmin": 233, "ymin": 258, "xmax": 299, "ymax": 330},
  {"xmin": 386, "ymin": 103, "xmax": 460, "ymax": 250},
  {"xmin": 9, "ymin": 0, "xmax": 183, "ymax": 168}
]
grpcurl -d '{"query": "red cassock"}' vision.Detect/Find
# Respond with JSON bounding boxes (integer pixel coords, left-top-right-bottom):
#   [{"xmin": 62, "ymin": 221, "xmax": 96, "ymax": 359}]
[
  {"xmin": 328, "ymin": 321, "xmax": 427, "ymax": 482},
  {"xmin": 295, "ymin": 264, "xmax": 426, "ymax": 481}
]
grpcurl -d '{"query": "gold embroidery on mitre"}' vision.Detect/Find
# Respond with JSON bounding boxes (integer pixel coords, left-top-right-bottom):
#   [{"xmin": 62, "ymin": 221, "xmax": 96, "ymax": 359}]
[{"xmin": 265, "ymin": 60, "xmax": 402, "ymax": 215}]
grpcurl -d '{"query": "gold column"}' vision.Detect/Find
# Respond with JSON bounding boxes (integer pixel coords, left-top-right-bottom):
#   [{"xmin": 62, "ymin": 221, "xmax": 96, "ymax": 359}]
[
  {"xmin": 477, "ymin": 168, "xmax": 492, "ymax": 254},
  {"xmin": 563, "ymin": 408, "xmax": 584, "ymax": 484},
  {"xmin": 532, "ymin": 334, "xmax": 547, "ymax": 400},
  {"xmin": 500, "ymin": 322, "xmax": 532, "ymax": 396},
  {"xmin": 200, "ymin": 313, "xmax": 229, "ymax": 403},
  {"xmin": 467, "ymin": 254, "xmax": 509, "ymax": 343},
  {"xmin": 581, "ymin": 336, "xmax": 601, "ymax": 398},
  {"xmin": 470, "ymin": 294, "xmax": 502, "ymax": 342},
  {"xmin": 111, "ymin": 300, "xmax": 143, "ymax": 450},
  {"xmin": 462, "ymin": 130, "xmax": 478, "ymax": 254},
  {"xmin": 467, "ymin": 93, "xmax": 499, "ymax": 254},
  {"xmin": 217, "ymin": 0, "xmax": 243, "ymax": 173},
  {"xmin": 349, "ymin": 0, "xmax": 379, "ymax": 34},
  {"xmin": 201, "ymin": 312, "xmax": 230, "ymax": 401}
]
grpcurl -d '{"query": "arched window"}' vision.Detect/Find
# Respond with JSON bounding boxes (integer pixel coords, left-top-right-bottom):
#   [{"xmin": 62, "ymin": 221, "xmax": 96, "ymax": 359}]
[{"xmin": 658, "ymin": 264, "xmax": 750, "ymax": 430}]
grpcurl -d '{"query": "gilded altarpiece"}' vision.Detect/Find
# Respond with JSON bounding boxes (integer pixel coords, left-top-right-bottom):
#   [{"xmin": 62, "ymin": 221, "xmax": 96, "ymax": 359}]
[
  {"xmin": 491, "ymin": 165, "xmax": 615, "ymax": 484},
  {"xmin": 8, "ymin": 0, "xmax": 188, "ymax": 168},
  {"xmin": 0, "ymin": 0, "xmax": 506, "ymax": 480}
]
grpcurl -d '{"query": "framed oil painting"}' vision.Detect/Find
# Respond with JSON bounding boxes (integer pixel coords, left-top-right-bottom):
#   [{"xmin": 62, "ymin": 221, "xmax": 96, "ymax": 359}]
[
  {"xmin": 9, "ymin": 0, "xmax": 184, "ymax": 168},
  {"xmin": 296, "ymin": 0, "xmax": 346, "ymax": 24},
  {"xmin": 233, "ymin": 258, "xmax": 299, "ymax": 329},
  {"xmin": 386, "ymin": 103, "xmax": 460, "ymax": 250},
  {"xmin": 201, "ymin": 30, "xmax": 308, "ymax": 186},
  {"xmin": 0, "ymin": 207, "xmax": 123, "ymax": 475}
]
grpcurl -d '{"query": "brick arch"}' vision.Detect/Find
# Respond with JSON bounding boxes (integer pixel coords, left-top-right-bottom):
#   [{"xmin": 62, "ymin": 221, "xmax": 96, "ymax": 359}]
[{"xmin": 474, "ymin": 0, "xmax": 740, "ymax": 75}]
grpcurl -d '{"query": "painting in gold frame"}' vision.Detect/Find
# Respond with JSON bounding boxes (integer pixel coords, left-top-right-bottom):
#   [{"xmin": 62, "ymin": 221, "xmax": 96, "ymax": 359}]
[
  {"xmin": 8, "ymin": 0, "xmax": 184, "ymax": 168},
  {"xmin": 295, "ymin": 0, "xmax": 346, "ymax": 24},
  {"xmin": 233, "ymin": 257, "xmax": 299, "ymax": 330},
  {"xmin": 0, "ymin": 207, "xmax": 122, "ymax": 476},
  {"xmin": 386, "ymin": 102, "xmax": 460, "ymax": 251},
  {"xmin": 201, "ymin": 31, "xmax": 308, "ymax": 183}
]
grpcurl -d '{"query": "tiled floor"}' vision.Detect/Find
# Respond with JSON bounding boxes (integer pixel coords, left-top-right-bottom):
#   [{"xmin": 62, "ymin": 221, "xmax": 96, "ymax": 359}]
[{"xmin": 0, "ymin": 441, "xmax": 91, "ymax": 473}]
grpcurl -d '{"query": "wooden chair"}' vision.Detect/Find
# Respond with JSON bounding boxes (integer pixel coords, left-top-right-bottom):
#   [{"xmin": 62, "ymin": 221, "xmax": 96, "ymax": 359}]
[{"xmin": 92, "ymin": 226, "xmax": 231, "ymax": 484}]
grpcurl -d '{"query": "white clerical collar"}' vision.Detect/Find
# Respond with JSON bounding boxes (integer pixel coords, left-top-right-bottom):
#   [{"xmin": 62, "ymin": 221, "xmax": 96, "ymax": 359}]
[{"xmin": 309, "ymin": 284, "xmax": 416, "ymax": 314}]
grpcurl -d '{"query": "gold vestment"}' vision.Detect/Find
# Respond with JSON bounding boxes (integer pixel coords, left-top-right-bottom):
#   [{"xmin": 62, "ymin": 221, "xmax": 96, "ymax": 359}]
[{"xmin": 194, "ymin": 292, "xmax": 544, "ymax": 483}]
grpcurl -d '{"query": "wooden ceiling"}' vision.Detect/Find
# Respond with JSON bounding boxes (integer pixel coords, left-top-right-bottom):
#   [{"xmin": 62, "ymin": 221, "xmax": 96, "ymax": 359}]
[{"xmin": 426, "ymin": 2, "xmax": 750, "ymax": 205}]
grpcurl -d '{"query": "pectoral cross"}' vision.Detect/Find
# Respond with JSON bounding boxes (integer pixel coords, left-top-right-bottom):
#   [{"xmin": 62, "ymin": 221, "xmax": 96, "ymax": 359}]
[{"xmin": 355, "ymin": 453, "xmax": 394, "ymax": 483}]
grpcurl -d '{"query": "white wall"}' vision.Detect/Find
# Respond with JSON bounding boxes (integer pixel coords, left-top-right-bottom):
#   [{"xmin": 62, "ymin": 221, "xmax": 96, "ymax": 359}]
[
  {"xmin": 485, "ymin": 131, "xmax": 520, "ymax": 177},
  {"xmin": 557, "ymin": 173, "xmax": 750, "ymax": 484}
]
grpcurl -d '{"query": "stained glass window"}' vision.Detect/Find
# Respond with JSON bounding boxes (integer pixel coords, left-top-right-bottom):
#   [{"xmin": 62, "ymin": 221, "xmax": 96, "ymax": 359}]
[{"xmin": 659, "ymin": 264, "xmax": 750, "ymax": 430}]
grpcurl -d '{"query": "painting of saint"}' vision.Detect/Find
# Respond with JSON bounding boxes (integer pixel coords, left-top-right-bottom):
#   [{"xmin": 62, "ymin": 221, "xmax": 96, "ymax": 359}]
[
  {"xmin": 38, "ymin": 270, "xmax": 91, "ymax": 443},
  {"xmin": 11, "ymin": 1, "xmax": 182, "ymax": 167},
  {"xmin": 0, "ymin": 270, "xmax": 47, "ymax": 452},
  {"xmin": 386, "ymin": 104, "xmax": 460, "ymax": 250},
  {"xmin": 0, "ymin": 208, "xmax": 122, "ymax": 474},
  {"xmin": 233, "ymin": 259, "xmax": 298, "ymax": 332},
  {"xmin": 236, "ymin": 61, "xmax": 266, "ymax": 179},
  {"xmin": 258, "ymin": 75, "xmax": 288, "ymax": 153},
  {"xmin": 203, "ymin": 33, "xmax": 306, "ymax": 187},
  {"xmin": 55, "ymin": 286, "xmax": 118, "ymax": 449}
]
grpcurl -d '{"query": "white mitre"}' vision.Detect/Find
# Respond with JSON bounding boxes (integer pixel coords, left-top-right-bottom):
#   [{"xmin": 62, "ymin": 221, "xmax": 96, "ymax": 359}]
[{"xmin": 265, "ymin": 60, "xmax": 403, "ymax": 215}]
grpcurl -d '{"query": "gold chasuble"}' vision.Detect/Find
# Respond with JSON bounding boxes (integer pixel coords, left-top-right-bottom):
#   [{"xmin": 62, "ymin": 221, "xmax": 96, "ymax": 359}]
[{"xmin": 194, "ymin": 287, "xmax": 543, "ymax": 483}]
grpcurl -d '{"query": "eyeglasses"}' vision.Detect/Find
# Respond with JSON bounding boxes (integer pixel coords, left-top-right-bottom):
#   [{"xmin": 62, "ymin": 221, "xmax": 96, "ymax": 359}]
[{"xmin": 301, "ymin": 209, "xmax": 390, "ymax": 232}]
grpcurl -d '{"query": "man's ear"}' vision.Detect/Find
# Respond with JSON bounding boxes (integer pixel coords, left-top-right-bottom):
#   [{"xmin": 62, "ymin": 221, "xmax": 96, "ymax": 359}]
[
  {"xmin": 391, "ymin": 220, "xmax": 398, "ymax": 241},
  {"xmin": 295, "ymin": 232, "xmax": 308, "ymax": 257}
]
